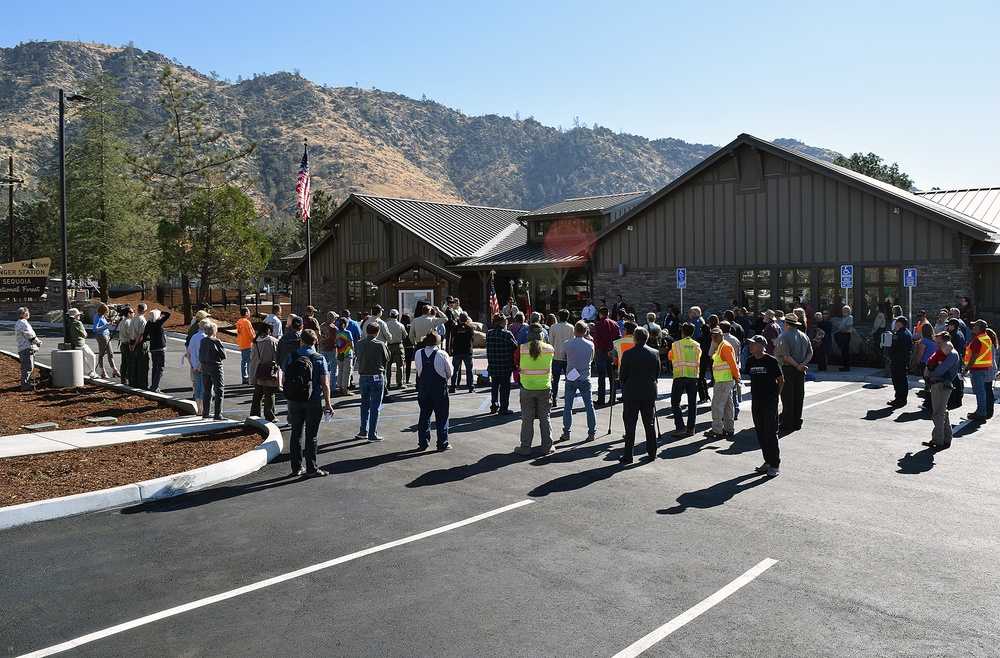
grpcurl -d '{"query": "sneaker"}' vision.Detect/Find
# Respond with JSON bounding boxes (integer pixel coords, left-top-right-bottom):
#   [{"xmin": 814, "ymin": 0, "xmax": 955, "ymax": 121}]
[
  {"xmin": 489, "ymin": 406, "xmax": 499, "ymax": 414},
  {"xmin": 294, "ymin": 467, "xmax": 306, "ymax": 476},
  {"xmin": 703, "ymin": 429, "xmax": 723, "ymax": 438},
  {"xmin": 754, "ymin": 463, "xmax": 770, "ymax": 474},
  {"xmin": 437, "ymin": 444, "xmax": 453, "ymax": 451},
  {"xmin": 585, "ymin": 435, "xmax": 596, "ymax": 442},
  {"xmin": 540, "ymin": 446, "xmax": 556, "ymax": 456},
  {"xmin": 513, "ymin": 446, "xmax": 532, "ymax": 456},
  {"xmin": 87, "ymin": 371, "xmax": 99, "ymax": 379},
  {"xmin": 367, "ymin": 435, "xmax": 384, "ymax": 442},
  {"xmin": 669, "ymin": 428, "xmax": 688, "ymax": 437},
  {"xmin": 213, "ymin": 415, "xmax": 225, "ymax": 421},
  {"xmin": 305, "ymin": 469, "xmax": 328, "ymax": 477},
  {"xmin": 498, "ymin": 409, "xmax": 515, "ymax": 415},
  {"xmin": 766, "ymin": 467, "xmax": 780, "ymax": 478},
  {"xmin": 354, "ymin": 432, "xmax": 368, "ymax": 440},
  {"xmin": 557, "ymin": 433, "xmax": 571, "ymax": 442},
  {"xmin": 449, "ymin": 387, "xmax": 457, "ymax": 394}
]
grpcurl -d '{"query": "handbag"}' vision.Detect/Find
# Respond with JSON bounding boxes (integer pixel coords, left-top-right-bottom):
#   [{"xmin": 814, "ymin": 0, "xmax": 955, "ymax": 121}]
[{"xmin": 253, "ymin": 341, "xmax": 279, "ymax": 383}]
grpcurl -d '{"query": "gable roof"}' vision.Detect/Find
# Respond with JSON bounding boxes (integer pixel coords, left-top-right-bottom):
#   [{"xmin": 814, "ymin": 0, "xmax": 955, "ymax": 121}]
[
  {"xmin": 521, "ymin": 191, "xmax": 651, "ymax": 218},
  {"xmin": 596, "ymin": 134, "xmax": 1000, "ymax": 244},
  {"xmin": 323, "ymin": 194, "xmax": 526, "ymax": 261}
]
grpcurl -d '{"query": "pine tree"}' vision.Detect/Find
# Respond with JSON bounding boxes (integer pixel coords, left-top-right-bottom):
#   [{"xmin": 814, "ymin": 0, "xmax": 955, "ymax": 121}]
[{"xmin": 129, "ymin": 64, "xmax": 257, "ymax": 322}]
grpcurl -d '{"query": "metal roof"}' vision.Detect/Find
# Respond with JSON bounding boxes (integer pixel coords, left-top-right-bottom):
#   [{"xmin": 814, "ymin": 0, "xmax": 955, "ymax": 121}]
[
  {"xmin": 597, "ymin": 134, "xmax": 1000, "ymax": 244},
  {"xmin": 914, "ymin": 188, "xmax": 1000, "ymax": 229},
  {"xmin": 349, "ymin": 194, "xmax": 526, "ymax": 260},
  {"xmin": 456, "ymin": 224, "xmax": 588, "ymax": 268},
  {"xmin": 521, "ymin": 192, "xmax": 651, "ymax": 217}
]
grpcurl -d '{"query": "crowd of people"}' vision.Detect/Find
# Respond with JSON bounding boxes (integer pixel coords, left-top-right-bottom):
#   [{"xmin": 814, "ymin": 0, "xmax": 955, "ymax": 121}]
[{"xmin": 11, "ymin": 291, "xmax": 997, "ymax": 481}]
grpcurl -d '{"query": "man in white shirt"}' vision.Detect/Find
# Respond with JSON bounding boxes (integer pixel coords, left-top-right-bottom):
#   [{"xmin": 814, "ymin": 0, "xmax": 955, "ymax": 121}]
[
  {"xmin": 414, "ymin": 332, "xmax": 455, "ymax": 451},
  {"xmin": 581, "ymin": 299, "xmax": 598, "ymax": 322},
  {"xmin": 547, "ymin": 309, "xmax": 576, "ymax": 406}
]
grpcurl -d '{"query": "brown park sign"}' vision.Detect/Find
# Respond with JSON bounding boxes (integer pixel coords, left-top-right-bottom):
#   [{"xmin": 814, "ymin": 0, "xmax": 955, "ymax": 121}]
[{"xmin": 0, "ymin": 258, "xmax": 52, "ymax": 300}]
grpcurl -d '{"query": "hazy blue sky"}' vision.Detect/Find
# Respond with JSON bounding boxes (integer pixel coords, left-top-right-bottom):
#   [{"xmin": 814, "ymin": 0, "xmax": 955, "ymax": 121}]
[{"xmin": 3, "ymin": 0, "xmax": 998, "ymax": 190}]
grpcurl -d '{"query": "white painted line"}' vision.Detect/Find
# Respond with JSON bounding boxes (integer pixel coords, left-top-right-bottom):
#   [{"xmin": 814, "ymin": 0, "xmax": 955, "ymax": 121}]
[
  {"xmin": 611, "ymin": 558, "xmax": 777, "ymax": 658},
  {"xmin": 18, "ymin": 500, "xmax": 534, "ymax": 658},
  {"xmin": 802, "ymin": 385, "xmax": 867, "ymax": 410}
]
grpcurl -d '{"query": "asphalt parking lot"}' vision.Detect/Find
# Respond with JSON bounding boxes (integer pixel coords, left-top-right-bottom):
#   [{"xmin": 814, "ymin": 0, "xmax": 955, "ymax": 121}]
[{"xmin": 2, "ymin": 328, "xmax": 999, "ymax": 657}]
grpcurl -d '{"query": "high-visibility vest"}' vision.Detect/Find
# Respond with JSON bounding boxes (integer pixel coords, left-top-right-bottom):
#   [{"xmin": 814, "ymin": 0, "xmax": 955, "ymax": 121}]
[
  {"xmin": 613, "ymin": 336, "xmax": 635, "ymax": 364},
  {"xmin": 670, "ymin": 337, "xmax": 701, "ymax": 379},
  {"xmin": 712, "ymin": 341, "xmax": 737, "ymax": 382},
  {"xmin": 519, "ymin": 342, "xmax": 554, "ymax": 390},
  {"xmin": 966, "ymin": 334, "xmax": 994, "ymax": 370}
]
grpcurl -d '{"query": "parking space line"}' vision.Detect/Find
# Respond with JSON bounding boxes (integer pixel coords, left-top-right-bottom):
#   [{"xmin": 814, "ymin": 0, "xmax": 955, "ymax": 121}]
[
  {"xmin": 611, "ymin": 558, "xmax": 777, "ymax": 658},
  {"xmin": 802, "ymin": 385, "xmax": 866, "ymax": 410},
  {"xmin": 18, "ymin": 500, "xmax": 535, "ymax": 658}
]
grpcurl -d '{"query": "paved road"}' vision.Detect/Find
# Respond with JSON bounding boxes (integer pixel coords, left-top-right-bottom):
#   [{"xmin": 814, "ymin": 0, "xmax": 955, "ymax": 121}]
[{"xmin": 2, "ymin": 326, "xmax": 999, "ymax": 656}]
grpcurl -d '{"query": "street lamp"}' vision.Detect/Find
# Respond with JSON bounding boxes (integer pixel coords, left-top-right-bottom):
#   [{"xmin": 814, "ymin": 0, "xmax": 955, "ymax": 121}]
[{"xmin": 59, "ymin": 89, "xmax": 93, "ymax": 346}]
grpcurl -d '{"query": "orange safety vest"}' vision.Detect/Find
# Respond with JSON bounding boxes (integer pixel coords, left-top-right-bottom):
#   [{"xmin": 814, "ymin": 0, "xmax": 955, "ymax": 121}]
[
  {"xmin": 711, "ymin": 340, "xmax": 739, "ymax": 382},
  {"xmin": 965, "ymin": 333, "xmax": 994, "ymax": 370}
]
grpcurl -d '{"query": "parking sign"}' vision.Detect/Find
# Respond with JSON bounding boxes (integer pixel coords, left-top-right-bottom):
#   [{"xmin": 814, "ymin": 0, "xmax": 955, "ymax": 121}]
[
  {"xmin": 903, "ymin": 268, "xmax": 917, "ymax": 288},
  {"xmin": 676, "ymin": 268, "xmax": 687, "ymax": 289},
  {"xmin": 840, "ymin": 265, "xmax": 853, "ymax": 289}
]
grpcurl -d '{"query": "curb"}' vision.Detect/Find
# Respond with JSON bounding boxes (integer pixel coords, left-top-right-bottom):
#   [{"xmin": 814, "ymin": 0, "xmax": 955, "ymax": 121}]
[
  {"xmin": 1, "ymin": 348, "xmax": 199, "ymax": 416},
  {"xmin": 0, "ymin": 417, "xmax": 283, "ymax": 531}
]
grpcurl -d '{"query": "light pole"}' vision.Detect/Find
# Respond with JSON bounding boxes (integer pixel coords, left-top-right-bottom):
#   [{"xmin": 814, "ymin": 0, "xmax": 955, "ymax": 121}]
[{"xmin": 58, "ymin": 89, "xmax": 93, "ymax": 346}]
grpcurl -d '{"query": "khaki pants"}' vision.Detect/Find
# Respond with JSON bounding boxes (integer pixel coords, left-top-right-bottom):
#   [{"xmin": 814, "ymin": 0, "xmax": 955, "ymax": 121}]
[
  {"xmin": 930, "ymin": 381, "xmax": 953, "ymax": 447},
  {"xmin": 519, "ymin": 388, "xmax": 552, "ymax": 450},
  {"xmin": 711, "ymin": 380, "xmax": 736, "ymax": 433}
]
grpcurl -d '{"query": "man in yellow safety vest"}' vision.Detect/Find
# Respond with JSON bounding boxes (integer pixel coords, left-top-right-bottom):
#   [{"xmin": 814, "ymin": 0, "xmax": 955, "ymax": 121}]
[
  {"xmin": 704, "ymin": 327, "xmax": 741, "ymax": 438},
  {"xmin": 668, "ymin": 322, "xmax": 703, "ymax": 437}
]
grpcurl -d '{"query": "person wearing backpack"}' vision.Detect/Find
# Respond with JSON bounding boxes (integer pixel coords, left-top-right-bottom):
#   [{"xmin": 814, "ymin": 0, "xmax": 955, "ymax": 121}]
[{"xmin": 281, "ymin": 328, "xmax": 334, "ymax": 477}]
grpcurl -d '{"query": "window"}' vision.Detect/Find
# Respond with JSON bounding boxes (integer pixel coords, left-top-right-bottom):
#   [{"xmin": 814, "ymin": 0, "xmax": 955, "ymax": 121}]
[
  {"xmin": 817, "ymin": 267, "xmax": 844, "ymax": 314},
  {"xmin": 740, "ymin": 269, "xmax": 772, "ymax": 315},
  {"xmin": 862, "ymin": 266, "xmax": 901, "ymax": 324},
  {"xmin": 346, "ymin": 261, "xmax": 379, "ymax": 309},
  {"xmin": 778, "ymin": 268, "xmax": 811, "ymax": 312}
]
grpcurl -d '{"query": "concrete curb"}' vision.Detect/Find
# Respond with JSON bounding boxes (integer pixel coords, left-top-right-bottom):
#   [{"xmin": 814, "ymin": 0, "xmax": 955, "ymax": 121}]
[
  {"xmin": 1, "ymin": 348, "xmax": 198, "ymax": 416},
  {"xmin": 0, "ymin": 418, "xmax": 283, "ymax": 531}
]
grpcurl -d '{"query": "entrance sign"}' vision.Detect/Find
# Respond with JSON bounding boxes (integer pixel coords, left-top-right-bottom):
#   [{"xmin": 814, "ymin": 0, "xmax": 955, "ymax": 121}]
[{"xmin": 0, "ymin": 258, "xmax": 51, "ymax": 301}]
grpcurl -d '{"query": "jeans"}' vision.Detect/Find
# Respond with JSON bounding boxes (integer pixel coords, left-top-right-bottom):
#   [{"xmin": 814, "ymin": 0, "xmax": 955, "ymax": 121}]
[
  {"xmin": 201, "ymin": 370, "xmax": 224, "ymax": 418},
  {"xmin": 595, "ymin": 351, "xmax": 614, "ymax": 402},
  {"xmin": 451, "ymin": 354, "xmax": 474, "ymax": 389},
  {"xmin": 551, "ymin": 359, "xmax": 566, "ymax": 403},
  {"xmin": 240, "ymin": 348, "xmax": 252, "ymax": 383},
  {"xmin": 490, "ymin": 370, "xmax": 512, "ymax": 412},
  {"xmin": 19, "ymin": 348, "xmax": 34, "ymax": 390},
  {"xmin": 418, "ymin": 387, "xmax": 450, "ymax": 448},
  {"xmin": 359, "ymin": 374, "xmax": 384, "ymax": 436},
  {"xmin": 150, "ymin": 349, "xmax": 165, "ymax": 392},
  {"xmin": 562, "ymin": 378, "xmax": 596, "ymax": 437},
  {"xmin": 969, "ymin": 369, "xmax": 988, "ymax": 415},
  {"xmin": 321, "ymin": 350, "xmax": 338, "ymax": 390},
  {"xmin": 288, "ymin": 399, "xmax": 323, "ymax": 473},
  {"xmin": 670, "ymin": 378, "xmax": 699, "ymax": 430}
]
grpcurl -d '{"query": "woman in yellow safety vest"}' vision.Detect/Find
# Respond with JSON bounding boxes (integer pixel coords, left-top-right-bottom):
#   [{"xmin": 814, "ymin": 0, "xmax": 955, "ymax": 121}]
[{"xmin": 513, "ymin": 324, "xmax": 556, "ymax": 457}]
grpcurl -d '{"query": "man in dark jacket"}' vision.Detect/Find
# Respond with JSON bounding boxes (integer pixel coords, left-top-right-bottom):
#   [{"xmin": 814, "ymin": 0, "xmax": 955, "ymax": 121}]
[
  {"xmin": 277, "ymin": 315, "xmax": 303, "ymax": 371},
  {"xmin": 887, "ymin": 316, "xmax": 914, "ymax": 407},
  {"xmin": 618, "ymin": 327, "xmax": 661, "ymax": 464}
]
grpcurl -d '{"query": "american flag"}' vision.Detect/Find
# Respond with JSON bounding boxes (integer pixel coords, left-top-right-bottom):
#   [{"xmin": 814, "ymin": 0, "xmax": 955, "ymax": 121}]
[
  {"xmin": 489, "ymin": 277, "xmax": 500, "ymax": 317},
  {"xmin": 296, "ymin": 143, "xmax": 311, "ymax": 222}
]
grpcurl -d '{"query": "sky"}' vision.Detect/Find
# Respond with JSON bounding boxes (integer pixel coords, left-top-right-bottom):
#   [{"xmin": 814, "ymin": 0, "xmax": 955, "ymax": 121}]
[{"xmin": 3, "ymin": 0, "xmax": 998, "ymax": 190}]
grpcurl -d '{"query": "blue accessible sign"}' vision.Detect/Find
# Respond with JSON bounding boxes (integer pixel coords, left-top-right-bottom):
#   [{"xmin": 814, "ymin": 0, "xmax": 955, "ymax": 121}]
[
  {"xmin": 903, "ymin": 268, "xmax": 917, "ymax": 288},
  {"xmin": 676, "ymin": 268, "xmax": 687, "ymax": 289},
  {"xmin": 840, "ymin": 265, "xmax": 853, "ymax": 289}
]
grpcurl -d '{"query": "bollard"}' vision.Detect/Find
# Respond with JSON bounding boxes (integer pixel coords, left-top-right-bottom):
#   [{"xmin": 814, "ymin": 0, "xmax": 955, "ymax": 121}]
[{"xmin": 51, "ymin": 348, "xmax": 84, "ymax": 387}]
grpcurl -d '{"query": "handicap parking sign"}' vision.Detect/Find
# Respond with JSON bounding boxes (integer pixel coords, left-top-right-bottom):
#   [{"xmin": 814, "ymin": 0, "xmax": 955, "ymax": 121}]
[
  {"xmin": 676, "ymin": 268, "xmax": 687, "ymax": 289},
  {"xmin": 903, "ymin": 268, "xmax": 917, "ymax": 288},
  {"xmin": 840, "ymin": 265, "xmax": 853, "ymax": 288}
]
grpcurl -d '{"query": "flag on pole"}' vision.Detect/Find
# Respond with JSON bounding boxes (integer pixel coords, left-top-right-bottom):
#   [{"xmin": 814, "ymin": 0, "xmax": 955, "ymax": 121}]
[
  {"xmin": 296, "ymin": 143, "xmax": 311, "ymax": 222},
  {"xmin": 524, "ymin": 287, "xmax": 532, "ymax": 318},
  {"xmin": 489, "ymin": 273, "xmax": 500, "ymax": 317}
]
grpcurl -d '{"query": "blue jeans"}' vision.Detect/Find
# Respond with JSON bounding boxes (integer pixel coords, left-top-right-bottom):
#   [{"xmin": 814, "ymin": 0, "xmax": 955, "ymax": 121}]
[
  {"xmin": 969, "ymin": 369, "xmax": 988, "ymax": 415},
  {"xmin": 451, "ymin": 354, "xmax": 474, "ymax": 389},
  {"xmin": 322, "ymin": 350, "xmax": 338, "ymax": 390},
  {"xmin": 359, "ymin": 374, "xmax": 384, "ymax": 436},
  {"xmin": 671, "ymin": 377, "xmax": 699, "ymax": 430},
  {"xmin": 551, "ymin": 359, "xmax": 566, "ymax": 403},
  {"xmin": 595, "ymin": 351, "xmax": 614, "ymax": 402},
  {"xmin": 563, "ymin": 378, "xmax": 596, "ymax": 437},
  {"xmin": 288, "ymin": 399, "xmax": 323, "ymax": 473},
  {"xmin": 240, "ymin": 348, "xmax": 251, "ymax": 382},
  {"xmin": 418, "ymin": 387, "xmax": 450, "ymax": 448}
]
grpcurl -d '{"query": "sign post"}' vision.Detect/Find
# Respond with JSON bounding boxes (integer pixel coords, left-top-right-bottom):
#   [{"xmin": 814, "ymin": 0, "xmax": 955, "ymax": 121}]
[
  {"xmin": 676, "ymin": 267, "xmax": 687, "ymax": 311},
  {"xmin": 903, "ymin": 268, "xmax": 917, "ymax": 326},
  {"xmin": 840, "ymin": 265, "xmax": 853, "ymax": 308}
]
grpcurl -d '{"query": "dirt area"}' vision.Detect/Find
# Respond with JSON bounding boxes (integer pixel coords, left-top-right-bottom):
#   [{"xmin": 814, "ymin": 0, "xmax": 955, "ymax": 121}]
[{"xmin": 0, "ymin": 353, "xmax": 267, "ymax": 507}]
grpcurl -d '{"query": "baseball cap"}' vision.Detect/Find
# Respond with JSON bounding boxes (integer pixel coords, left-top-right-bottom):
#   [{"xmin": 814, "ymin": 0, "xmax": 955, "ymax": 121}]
[
  {"xmin": 748, "ymin": 335, "xmax": 768, "ymax": 347},
  {"xmin": 389, "ymin": 309, "xmax": 399, "ymax": 317}
]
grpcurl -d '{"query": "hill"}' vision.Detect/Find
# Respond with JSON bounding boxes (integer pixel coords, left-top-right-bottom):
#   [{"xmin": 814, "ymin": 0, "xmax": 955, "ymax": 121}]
[{"xmin": 0, "ymin": 40, "xmax": 840, "ymax": 220}]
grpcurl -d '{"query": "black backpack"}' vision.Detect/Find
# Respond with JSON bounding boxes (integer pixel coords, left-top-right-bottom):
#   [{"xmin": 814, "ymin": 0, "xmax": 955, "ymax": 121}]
[{"xmin": 284, "ymin": 353, "xmax": 315, "ymax": 402}]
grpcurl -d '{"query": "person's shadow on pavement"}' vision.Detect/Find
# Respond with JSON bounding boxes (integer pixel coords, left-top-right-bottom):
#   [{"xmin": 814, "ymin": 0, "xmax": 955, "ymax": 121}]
[{"xmin": 657, "ymin": 472, "xmax": 769, "ymax": 515}]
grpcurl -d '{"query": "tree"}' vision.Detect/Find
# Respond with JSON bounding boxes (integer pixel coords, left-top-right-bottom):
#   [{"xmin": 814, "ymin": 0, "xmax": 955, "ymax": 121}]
[
  {"xmin": 833, "ymin": 152, "xmax": 914, "ymax": 191},
  {"xmin": 130, "ymin": 64, "xmax": 257, "ymax": 322},
  {"xmin": 65, "ymin": 70, "xmax": 155, "ymax": 301},
  {"xmin": 160, "ymin": 185, "xmax": 271, "ymax": 294}
]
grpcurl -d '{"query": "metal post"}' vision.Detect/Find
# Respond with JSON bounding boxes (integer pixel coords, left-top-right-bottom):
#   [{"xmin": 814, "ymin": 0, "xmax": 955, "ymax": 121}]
[
  {"xmin": 8, "ymin": 156, "xmax": 13, "ymax": 262},
  {"xmin": 59, "ymin": 89, "xmax": 70, "ymax": 346}
]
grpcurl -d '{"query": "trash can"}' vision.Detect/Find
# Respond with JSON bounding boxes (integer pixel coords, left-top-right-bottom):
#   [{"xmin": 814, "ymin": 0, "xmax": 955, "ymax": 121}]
[{"xmin": 51, "ymin": 348, "xmax": 84, "ymax": 387}]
